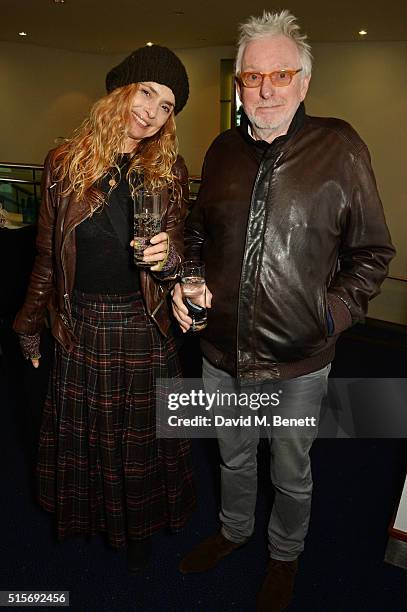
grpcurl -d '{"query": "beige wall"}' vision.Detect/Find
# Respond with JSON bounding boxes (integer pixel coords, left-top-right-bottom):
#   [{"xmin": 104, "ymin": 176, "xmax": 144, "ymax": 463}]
[
  {"xmin": 303, "ymin": 42, "xmax": 407, "ymax": 324},
  {"xmin": 178, "ymin": 42, "xmax": 407, "ymax": 324},
  {"xmin": 175, "ymin": 46, "xmax": 234, "ymax": 176},
  {"xmin": 1, "ymin": 39, "xmax": 406, "ymax": 323},
  {"xmin": 0, "ymin": 41, "xmax": 113, "ymax": 163},
  {"xmin": 0, "ymin": 40, "xmax": 233, "ymax": 173}
]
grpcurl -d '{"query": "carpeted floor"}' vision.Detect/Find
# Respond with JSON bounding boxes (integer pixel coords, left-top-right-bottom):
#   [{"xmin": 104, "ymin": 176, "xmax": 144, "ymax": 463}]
[{"xmin": 0, "ymin": 320, "xmax": 406, "ymax": 612}]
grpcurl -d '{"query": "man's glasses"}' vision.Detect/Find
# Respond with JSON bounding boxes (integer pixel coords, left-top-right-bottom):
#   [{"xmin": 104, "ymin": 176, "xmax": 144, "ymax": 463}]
[{"xmin": 238, "ymin": 68, "xmax": 302, "ymax": 88}]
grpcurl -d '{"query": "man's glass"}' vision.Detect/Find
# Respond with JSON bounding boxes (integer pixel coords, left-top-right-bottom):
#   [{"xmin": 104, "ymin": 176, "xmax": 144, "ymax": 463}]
[{"xmin": 238, "ymin": 68, "xmax": 302, "ymax": 88}]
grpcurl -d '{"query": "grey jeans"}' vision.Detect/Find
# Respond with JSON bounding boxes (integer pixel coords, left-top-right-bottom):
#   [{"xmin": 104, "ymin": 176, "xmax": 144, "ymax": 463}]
[{"xmin": 202, "ymin": 357, "xmax": 331, "ymax": 561}]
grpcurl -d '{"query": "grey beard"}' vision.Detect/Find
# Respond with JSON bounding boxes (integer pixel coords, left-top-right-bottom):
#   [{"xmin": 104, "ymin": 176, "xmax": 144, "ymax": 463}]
[{"xmin": 246, "ymin": 111, "xmax": 282, "ymax": 133}]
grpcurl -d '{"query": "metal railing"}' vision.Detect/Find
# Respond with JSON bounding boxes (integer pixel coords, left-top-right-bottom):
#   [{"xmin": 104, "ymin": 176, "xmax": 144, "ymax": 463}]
[
  {"xmin": 189, "ymin": 176, "xmax": 201, "ymax": 201},
  {"xmin": 0, "ymin": 162, "xmax": 405, "ymax": 289},
  {"xmin": 0, "ymin": 162, "xmax": 43, "ymax": 225},
  {"xmin": 387, "ymin": 275, "xmax": 407, "ymax": 283},
  {"xmin": 0, "ymin": 163, "xmax": 202, "ymax": 221}
]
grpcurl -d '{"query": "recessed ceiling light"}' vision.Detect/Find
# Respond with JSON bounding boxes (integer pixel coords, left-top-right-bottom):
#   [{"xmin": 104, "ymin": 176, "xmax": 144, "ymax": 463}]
[
  {"xmin": 146, "ymin": 42, "xmax": 153, "ymax": 46},
  {"xmin": 18, "ymin": 32, "xmax": 27, "ymax": 36},
  {"xmin": 53, "ymin": 0, "xmax": 66, "ymax": 4},
  {"xmin": 358, "ymin": 29, "xmax": 368, "ymax": 36}
]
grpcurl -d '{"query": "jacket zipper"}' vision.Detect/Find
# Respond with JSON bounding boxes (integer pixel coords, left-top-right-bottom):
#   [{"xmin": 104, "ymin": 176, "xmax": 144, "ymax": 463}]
[
  {"xmin": 48, "ymin": 182, "xmax": 73, "ymax": 329},
  {"xmin": 60, "ymin": 208, "xmax": 93, "ymax": 329},
  {"xmin": 151, "ymin": 299, "xmax": 165, "ymax": 319},
  {"xmin": 236, "ymin": 158, "xmax": 267, "ymax": 380},
  {"xmin": 150, "ymin": 285, "xmax": 166, "ymax": 320}
]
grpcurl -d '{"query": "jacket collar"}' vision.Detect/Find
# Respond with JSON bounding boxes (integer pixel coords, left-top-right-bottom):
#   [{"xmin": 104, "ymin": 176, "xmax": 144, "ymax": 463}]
[
  {"xmin": 58, "ymin": 186, "xmax": 95, "ymax": 238},
  {"xmin": 237, "ymin": 102, "xmax": 306, "ymax": 153}
]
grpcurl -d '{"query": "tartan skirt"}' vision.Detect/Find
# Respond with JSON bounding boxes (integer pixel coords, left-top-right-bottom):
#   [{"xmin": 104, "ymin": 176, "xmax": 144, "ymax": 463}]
[{"xmin": 37, "ymin": 290, "xmax": 195, "ymax": 548}]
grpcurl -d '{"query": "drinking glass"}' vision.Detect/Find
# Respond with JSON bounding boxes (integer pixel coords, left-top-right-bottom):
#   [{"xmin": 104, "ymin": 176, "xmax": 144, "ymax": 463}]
[
  {"xmin": 180, "ymin": 260, "xmax": 207, "ymax": 332},
  {"xmin": 133, "ymin": 189, "xmax": 163, "ymax": 267}
]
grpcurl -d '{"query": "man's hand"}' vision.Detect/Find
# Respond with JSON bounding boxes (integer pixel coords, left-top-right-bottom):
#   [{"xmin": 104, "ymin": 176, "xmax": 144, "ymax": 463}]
[
  {"xmin": 172, "ymin": 282, "xmax": 212, "ymax": 333},
  {"xmin": 130, "ymin": 232, "xmax": 169, "ymax": 271}
]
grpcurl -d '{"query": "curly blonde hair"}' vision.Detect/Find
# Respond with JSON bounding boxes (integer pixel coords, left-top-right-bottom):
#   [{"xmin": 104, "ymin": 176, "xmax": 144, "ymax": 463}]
[{"xmin": 53, "ymin": 83, "xmax": 180, "ymax": 211}]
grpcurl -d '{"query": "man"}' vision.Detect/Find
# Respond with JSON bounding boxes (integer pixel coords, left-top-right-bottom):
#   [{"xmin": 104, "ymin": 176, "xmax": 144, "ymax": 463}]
[{"xmin": 172, "ymin": 10, "xmax": 395, "ymax": 611}]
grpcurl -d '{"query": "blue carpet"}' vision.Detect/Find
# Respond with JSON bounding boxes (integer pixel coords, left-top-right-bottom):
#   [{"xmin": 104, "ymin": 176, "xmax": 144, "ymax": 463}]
[{"xmin": 0, "ymin": 322, "xmax": 406, "ymax": 611}]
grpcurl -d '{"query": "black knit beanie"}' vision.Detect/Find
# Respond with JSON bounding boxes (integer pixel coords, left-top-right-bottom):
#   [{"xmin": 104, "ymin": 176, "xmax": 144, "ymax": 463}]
[{"xmin": 105, "ymin": 45, "xmax": 189, "ymax": 115}]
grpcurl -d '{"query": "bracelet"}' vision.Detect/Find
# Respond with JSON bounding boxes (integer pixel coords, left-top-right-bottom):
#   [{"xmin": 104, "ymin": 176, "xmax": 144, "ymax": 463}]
[
  {"xmin": 18, "ymin": 333, "xmax": 41, "ymax": 360},
  {"xmin": 155, "ymin": 236, "xmax": 171, "ymax": 272}
]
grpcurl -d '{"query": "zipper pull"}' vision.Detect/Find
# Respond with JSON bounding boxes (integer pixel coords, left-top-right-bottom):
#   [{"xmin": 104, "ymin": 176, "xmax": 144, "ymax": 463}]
[
  {"xmin": 62, "ymin": 293, "xmax": 74, "ymax": 328},
  {"xmin": 64, "ymin": 293, "xmax": 71, "ymax": 314}
]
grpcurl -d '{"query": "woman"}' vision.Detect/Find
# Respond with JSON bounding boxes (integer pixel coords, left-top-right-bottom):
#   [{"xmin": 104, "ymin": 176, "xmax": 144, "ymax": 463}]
[{"xmin": 14, "ymin": 45, "xmax": 195, "ymax": 571}]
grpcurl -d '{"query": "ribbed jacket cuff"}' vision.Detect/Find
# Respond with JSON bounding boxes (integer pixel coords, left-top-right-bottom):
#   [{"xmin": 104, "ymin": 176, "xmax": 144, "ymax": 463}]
[{"xmin": 327, "ymin": 293, "xmax": 353, "ymax": 335}]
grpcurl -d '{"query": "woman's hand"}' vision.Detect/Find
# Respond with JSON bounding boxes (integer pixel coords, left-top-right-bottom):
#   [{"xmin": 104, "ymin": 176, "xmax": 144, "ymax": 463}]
[
  {"xmin": 17, "ymin": 333, "xmax": 41, "ymax": 368},
  {"xmin": 130, "ymin": 232, "xmax": 169, "ymax": 271}
]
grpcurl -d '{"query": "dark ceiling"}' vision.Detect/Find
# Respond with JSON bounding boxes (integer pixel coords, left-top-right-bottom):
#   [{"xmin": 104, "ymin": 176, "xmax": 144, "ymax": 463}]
[{"xmin": 1, "ymin": 0, "xmax": 407, "ymax": 55}]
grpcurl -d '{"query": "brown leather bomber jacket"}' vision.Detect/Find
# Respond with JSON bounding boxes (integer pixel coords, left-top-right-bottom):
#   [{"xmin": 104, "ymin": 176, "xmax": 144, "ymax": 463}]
[
  {"xmin": 186, "ymin": 106, "xmax": 395, "ymax": 382},
  {"xmin": 14, "ymin": 149, "xmax": 189, "ymax": 351}
]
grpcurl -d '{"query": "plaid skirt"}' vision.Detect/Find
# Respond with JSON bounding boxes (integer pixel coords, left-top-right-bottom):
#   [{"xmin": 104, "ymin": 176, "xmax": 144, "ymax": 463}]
[{"xmin": 37, "ymin": 290, "xmax": 195, "ymax": 548}]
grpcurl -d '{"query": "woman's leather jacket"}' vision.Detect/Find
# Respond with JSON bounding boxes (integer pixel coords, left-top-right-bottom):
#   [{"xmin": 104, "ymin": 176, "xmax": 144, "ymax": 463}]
[{"xmin": 14, "ymin": 149, "xmax": 188, "ymax": 352}]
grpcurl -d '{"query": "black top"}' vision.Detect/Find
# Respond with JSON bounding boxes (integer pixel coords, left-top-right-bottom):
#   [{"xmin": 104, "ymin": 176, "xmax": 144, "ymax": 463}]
[
  {"xmin": 74, "ymin": 159, "xmax": 140, "ymax": 293},
  {"xmin": 238, "ymin": 102, "xmax": 306, "ymax": 162}
]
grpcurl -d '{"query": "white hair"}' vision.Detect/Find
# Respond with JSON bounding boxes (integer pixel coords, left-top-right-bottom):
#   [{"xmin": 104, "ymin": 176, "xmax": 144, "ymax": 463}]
[{"xmin": 235, "ymin": 10, "xmax": 313, "ymax": 77}]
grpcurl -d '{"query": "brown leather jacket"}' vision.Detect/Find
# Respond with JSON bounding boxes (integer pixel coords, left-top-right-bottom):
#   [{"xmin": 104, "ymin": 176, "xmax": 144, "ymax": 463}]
[
  {"xmin": 14, "ymin": 149, "xmax": 189, "ymax": 352},
  {"xmin": 186, "ymin": 106, "xmax": 395, "ymax": 382}
]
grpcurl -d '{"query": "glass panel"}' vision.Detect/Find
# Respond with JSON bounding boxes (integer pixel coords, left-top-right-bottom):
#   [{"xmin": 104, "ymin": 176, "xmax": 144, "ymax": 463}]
[
  {"xmin": 33, "ymin": 167, "xmax": 43, "ymax": 184},
  {"xmin": 0, "ymin": 165, "xmax": 37, "ymax": 182},
  {"xmin": 220, "ymin": 59, "xmax": 242, "ymax": 130},
  {"xmin": 0, "ymin": 163, "xmax": 42, "ymax": 226},
  {"xmin": 189, "ymin": 178, "xmax": 201, "ymax": 202},
  {"xmin": 220, "ymin": 59, "xmax": 234, "ymax": 132}
]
